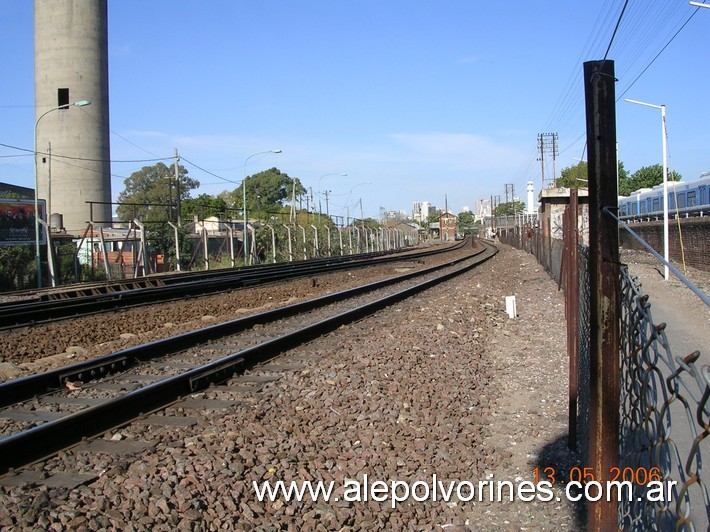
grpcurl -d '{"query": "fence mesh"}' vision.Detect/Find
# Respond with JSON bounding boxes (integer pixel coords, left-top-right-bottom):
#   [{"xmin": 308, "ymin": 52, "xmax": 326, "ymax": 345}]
[
  {"xmin": 577, "ymin": 244, "xmax": 591, "ymax": 469},
  {"xmin": 493, "ymin": 210, "xmax": 708, "ymax": 529},
  {"xmin": 618, "ymin": 265, "xmax": 709, "ymax": 530}
]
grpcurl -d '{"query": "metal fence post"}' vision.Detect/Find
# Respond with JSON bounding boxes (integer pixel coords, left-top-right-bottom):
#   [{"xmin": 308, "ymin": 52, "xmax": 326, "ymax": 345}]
[
  {"xmin": 566, "ymin": 189, "xmax": 580, "ymax": 451},
  {"xmin": 584, "ymin": 59, "xmax": 620, "ymax": 530}
]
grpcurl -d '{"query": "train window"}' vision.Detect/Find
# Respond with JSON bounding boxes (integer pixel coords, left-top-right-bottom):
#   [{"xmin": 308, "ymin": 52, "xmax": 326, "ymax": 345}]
[
  {"xmin": 678, "ymin": 193, "xmax": 686, "ymax": 208},
  {"xmin": 687, "ymin": 191, "xmax": 697, "ymax": 207},
  {"xmin": 631, "ymin": 203, "xmax": 638, "ymax": 215},
  {"xmin": 652, "ymin": 198, "xmax": 660, "ymax": 212}
]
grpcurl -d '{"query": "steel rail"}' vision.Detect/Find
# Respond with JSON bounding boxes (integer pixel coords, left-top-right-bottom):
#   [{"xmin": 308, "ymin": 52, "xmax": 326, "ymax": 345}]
[
  {"xmin": 5, "ymin": 242, "xmax": 464, "ymax": 303},
  {"xmin": 0, "ymin": 241, "xmax": 496, "ymax": 475},
  {"xmin": 0, "ymin": 242, "xmax": 466, "ymax": 330},
  {"xmin": 0, "ymin": 242, "xmax": 478, "ymax": 409}
]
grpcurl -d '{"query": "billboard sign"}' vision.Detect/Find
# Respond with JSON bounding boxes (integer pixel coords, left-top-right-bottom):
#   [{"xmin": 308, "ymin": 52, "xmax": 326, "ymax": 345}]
[{"xmin": 0, "ymin": 199, "xmax": 46, "ymax": 246}]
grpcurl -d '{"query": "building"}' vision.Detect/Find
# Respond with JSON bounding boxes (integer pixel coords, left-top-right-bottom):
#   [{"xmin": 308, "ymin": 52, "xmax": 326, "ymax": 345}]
[
  {"xmin": 476, "ymin": 198, "xmax": 492, "ymax": 219},
  {"xmin": 413, "ymin": 201, "xmax": 436, "ymax": 223},
  {"xmin": 35, "ymin": 0, "xmax": 112, "ymax": 234},
  {"xmin": 439, "ymin": 211, "xmax": 457, "ymax": 241}
]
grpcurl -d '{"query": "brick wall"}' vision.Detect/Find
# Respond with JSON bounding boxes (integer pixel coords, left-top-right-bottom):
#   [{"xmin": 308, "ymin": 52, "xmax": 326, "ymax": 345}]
[{"xmin": 619, "ymin": 217, "xmax": 710, "ymax": 272}]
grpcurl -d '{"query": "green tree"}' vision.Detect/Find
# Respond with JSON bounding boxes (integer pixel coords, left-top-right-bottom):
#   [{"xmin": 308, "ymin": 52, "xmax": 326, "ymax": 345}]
[
  {"xmin": 116, "ymin": 162, "xmax": 199, "ymax": 222},
  {"xmin": 426, "ymin": 209, "xmax": 443, "ymax": 224},
  {"xmin": 0, "ymin": 246, "xmax": 35, "ymax": 290},
  {"xmin": 557, "ymin": 161, "xmax": 588, "ymax": 188},
  {"xmin": 181, "ymin": 193, "xmax": 230, "ymax": 221},
  {"xmin": 230, "ymin": 168, "xmax": 306, "ymax": 214},
  {"xmin": 494, "ymin": 201, "xmax": 525, "ymax": 216},
  {"xmin": 619, "ymin": 164, "xmax": 681, "ymax": 196},
  {"xmin": 353, "ymin": 217, "xmax": 381, "ymax": 230},
  {"xmin": 457, "ymin": 211, "xmax": 475, "ymax": 234},
  {"xmin": 557, "ymin": 160, "xmax": 631, "ymax": 189},
  {"xmin": 146, "ymin": 222, "xmax": 193, "ymax": 271}
]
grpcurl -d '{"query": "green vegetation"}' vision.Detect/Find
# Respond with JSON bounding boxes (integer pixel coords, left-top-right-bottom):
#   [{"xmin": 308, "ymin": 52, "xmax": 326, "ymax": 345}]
[
  {"xmin": 116, "ymin": 162, "xmax": 199, "ymax": 223},
  {"xmin": 493, "ymin": 201, "xmax": 525, "ymax": 216},
  {"xmin": 556, "ymin": 160, "xmax": 681, "ymax": 195},
  {"xmin": 618, "ymin": 164, "xmax": 682, "ymax": 196},
  {"xmin": 457, "ymin": 211, "xmax": 475, "ymax": 234}
]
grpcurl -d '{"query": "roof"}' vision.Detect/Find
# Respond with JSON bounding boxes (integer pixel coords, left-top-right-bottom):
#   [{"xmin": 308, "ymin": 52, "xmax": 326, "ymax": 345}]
[{"xmin": 0, "ymin": 182, "xmax": 34, "ymax": 200}]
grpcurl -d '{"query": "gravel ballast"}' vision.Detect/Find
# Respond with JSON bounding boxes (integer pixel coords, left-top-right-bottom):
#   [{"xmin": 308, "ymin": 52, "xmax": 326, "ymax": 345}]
[{"xmin": 0, "ymin": 243, "xmax": 581, "ymax": 529}]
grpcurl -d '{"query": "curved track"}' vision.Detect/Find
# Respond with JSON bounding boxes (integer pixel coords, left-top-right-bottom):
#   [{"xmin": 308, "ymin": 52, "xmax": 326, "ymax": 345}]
[
  {"xmin": 0, "ymin": 242, "xmax": 466, "ymax": 330},
  {"xmin": 0, "ymin": 240, "xmax": 496, "ymax": 475}
]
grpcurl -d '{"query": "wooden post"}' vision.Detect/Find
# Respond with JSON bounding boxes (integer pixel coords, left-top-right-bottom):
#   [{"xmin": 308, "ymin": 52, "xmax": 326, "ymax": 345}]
[{"xmin": 584, "ymin": 59, "xmax": 620, "ymax": 530}]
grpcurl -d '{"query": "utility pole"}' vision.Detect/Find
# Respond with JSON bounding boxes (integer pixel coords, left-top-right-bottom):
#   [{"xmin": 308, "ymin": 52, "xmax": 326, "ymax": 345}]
[
  {"xmin": 325, "ymin": 190, "xmax": 331, "ymax": 219},
  {"xmin": 551, "ymin": 134, "xmax": 558, "ymax": 186},
  {"xmin": 538, "ymin": 134, "xmax": 546, "ymax": 191},
  {"xmin": 504, "ymin": 183, "xmax": 515, "ymax": 208},
  {"xmin": 174, "ymin": 148, "xmax": 181, "ymax": 225},
  {"xmin": 537, "ymin": 133, "xmax": 559, "ymax": 189}
]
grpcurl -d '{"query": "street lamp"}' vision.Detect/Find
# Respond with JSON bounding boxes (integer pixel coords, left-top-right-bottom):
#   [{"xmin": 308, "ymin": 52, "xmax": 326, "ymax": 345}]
[
  {"xmin": 625, "ymin": 98, "xmax": 669, "ymax": 280},
  {"xmin": 242, "ymin": 149, "xmax": 281, "ymax": 265},
  {"xmin": 34, "ymin": 99, "xmax": 91, "ymax": 288},
  {"xmin": 317, "ymin": 172, "xmax": 347, "ymax": 219}
]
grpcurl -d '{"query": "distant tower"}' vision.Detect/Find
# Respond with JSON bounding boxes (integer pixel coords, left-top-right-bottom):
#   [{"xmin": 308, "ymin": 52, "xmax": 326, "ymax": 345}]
[
  {"xmin": 526, "ymin": 181, "xmax": 535, "ymax": 214},
  {"xmin": 34, "ymin": 0, "xmax": 112, "ymax": 233}
]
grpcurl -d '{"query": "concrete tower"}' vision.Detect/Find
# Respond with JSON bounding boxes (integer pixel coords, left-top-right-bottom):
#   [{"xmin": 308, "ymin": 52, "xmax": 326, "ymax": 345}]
[
  {"xmin": 526, "ymin": 181, "xmax": 535, "ymax": 214},
  {"xmin": 34, "ymin": 0, "xmax": 112, "ymax": 234}
]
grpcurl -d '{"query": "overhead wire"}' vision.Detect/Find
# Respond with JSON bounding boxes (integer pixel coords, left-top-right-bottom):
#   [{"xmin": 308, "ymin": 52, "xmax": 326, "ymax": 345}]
[
  {"xmin": 180, "ymin": 156, "xmax": 239, "ymax": 186},
  {"xmin": 509, "ymin": 0, "xmax": 702, "ymax": 202},
  {"xmin": 616, "ymin": 6, "xmax": 702, "ymax": 102},
  {"xmin": 603, "ymin": 0, "xmax": 631, "ymax": 60}
]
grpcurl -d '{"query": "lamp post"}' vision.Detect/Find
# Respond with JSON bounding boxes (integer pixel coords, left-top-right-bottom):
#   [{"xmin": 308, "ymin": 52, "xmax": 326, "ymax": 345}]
[
  {"xmin": 242, "ymin": 149, "xmax": 281, "ymax": 265},
  {"xmin": 625, "ymin": 98, "xmax": 669, "ymax": 280},
  {"xmin": 34, "ymin": 99, "xmax": 91, "ymax": 288},
  {"xmin": 317, "ymin": 173, "xmax": 347, "ymax": 219}
]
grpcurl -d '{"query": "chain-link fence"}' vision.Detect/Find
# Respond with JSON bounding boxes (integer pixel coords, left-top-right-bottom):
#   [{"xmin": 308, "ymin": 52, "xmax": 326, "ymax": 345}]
[
  {"xmin": 618, "ymin": 265, "xmax": 708, "ymax": 530},
  {"xmin": 498, "ymin": 195, "xmax": 708, "ymax": 529},
  {"xmin": 577, "ymin": 244, "xmax": 591, "ymax": 469}
]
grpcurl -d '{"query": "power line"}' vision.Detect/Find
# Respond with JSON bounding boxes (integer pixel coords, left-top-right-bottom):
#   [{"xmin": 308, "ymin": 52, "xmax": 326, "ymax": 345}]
[
  {"xmin": 511, "ymin": 0, "xmax": 701, "ymax": 197},
  {"xmin": 603, "ymin": 0, "xmax": 631, "ymax": 60},
  {"xmin": 616, "ymin": 8, "xmax": 701, "ymax": 101},
  {"xmin": 0, "ymin": 141, "xmax": 170, "ymax": 163},
  {"xmin": 180, "ymin": 156, "xmax": 238, "ymax": 185}
]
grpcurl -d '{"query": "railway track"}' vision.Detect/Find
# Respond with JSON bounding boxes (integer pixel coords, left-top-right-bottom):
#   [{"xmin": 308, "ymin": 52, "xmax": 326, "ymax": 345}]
[
  {"xmin": 0, "ymin": 240, "xmax": 497, "ymax": 477},
  {"xmin": 0, "ymin": 241, "xmax": 466, "ymax": 330}
]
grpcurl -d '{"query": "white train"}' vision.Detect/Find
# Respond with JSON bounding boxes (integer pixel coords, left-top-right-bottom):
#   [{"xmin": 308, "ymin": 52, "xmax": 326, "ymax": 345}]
[{"xmin": 618, "ymin": 173, "xmax": 710, "ymax": 219}]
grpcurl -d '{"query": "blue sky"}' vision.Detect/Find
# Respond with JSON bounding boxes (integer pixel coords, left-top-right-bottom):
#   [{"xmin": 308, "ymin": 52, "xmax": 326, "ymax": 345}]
[{"xmin": 1, "ymin": 1, "xmax": 708, "ymax": 220}]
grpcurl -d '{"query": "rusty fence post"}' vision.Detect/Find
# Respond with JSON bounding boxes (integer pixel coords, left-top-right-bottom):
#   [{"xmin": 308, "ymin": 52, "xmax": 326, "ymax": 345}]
[
  {"xmin": 541, "ymin": 204, "xmax": 554, "ymax": 278},
  {"xmin": 584, "ymin": 60, "xmax": 620, "ymax": 530},
  {"xmin": 566, "ymin": 189, "xmax": 580, "ymax": 451}
]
